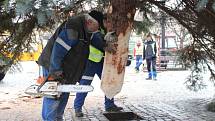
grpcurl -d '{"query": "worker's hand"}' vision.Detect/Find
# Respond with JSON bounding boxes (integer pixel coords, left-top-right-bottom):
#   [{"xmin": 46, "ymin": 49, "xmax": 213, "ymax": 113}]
[
  {"xmin": 104, "ymin": 42, "xmax": 117, "ymax": 54},
  {"xmin": 48, "ymin": 71, "xmax": 65, "ymax": 83},
  {"xmin": 104, "ymin": 31, "xmax": 117, "ymax": 54},
  {"xmin": 104, "ymin": 31, "xmax": 117, "ymax": 42}
]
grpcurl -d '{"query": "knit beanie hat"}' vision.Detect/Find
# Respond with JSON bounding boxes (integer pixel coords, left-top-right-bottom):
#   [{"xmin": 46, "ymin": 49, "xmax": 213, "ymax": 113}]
[{"xmin": 89, "ymin": 10, "xmax": 104, "ymax": 29}]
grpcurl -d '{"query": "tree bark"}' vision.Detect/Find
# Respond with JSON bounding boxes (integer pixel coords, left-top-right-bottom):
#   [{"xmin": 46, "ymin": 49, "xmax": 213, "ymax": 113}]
[{"xmin": 101, "ymin": 0, "xmax": 136, "ymax": 99}]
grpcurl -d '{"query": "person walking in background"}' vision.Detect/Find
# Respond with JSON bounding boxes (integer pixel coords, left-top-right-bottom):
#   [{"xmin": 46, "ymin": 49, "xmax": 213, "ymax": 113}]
[
  {"xmin": 133, "ymin": 40, "xmax": 143, "ymax": 73},
  {"xmin": 143, "ymin": 33, "xmax": 157, "ymax": 80}
]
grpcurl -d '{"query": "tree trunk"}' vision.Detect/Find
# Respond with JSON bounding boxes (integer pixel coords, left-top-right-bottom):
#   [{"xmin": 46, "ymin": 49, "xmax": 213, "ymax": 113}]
[{"xmin": 101, "ymin": 0, "xmax": 136, "ymax": 99}]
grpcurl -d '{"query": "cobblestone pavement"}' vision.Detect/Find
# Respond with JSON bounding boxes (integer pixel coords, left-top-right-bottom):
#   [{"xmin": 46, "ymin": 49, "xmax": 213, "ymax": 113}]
[
  {"xmin": 1, "ymin": 96, "xmax": 214, "ymax": 121},
  {"xmin": 62, "ymin": 97, "xmax": 215, "ymax": 121},
  {"xmin": 57, "ymin": 97, "xmax": 214, "ymax": 121},
  {"xmin": 0, "ymin": 63, "xmax": 215, "ymax": 121}
]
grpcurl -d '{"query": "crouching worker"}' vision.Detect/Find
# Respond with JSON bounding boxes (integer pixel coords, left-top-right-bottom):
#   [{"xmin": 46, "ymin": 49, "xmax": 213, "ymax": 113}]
[{"xmin": 37, "ymin": 10, "xmax": 116, "ymax": 121}]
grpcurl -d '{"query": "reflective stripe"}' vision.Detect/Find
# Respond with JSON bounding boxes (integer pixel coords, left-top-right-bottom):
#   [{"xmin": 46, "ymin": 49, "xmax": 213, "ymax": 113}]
[
  {"xmin": 56, "ymin": 37, "xmax": 71, "ymax": 51},
  {"xmin": 89, "ymin": 53, "xmax": 103, "ymax": 59},
  {"xmin": 90, "ymin": 34, "xmax": 93, "ymax": 40},
  {"xmin": 90, "ymin": 31, "xmax": 99, "ymax": 40},
  {"xmin": 151, "ymin": 43, "xmax": 155, "ymax": 54},
  {"xmin": 82, "ymin": 76, "xmax": 94, "ymax": 80}
]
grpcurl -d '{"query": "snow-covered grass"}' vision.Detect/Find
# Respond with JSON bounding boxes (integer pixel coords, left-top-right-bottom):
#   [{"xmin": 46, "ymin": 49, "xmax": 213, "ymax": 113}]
[
  {"xmin": 0, "ymin": 61, "xmax": 214, "ymax": 102},
  {"xmin": 0, "ymin": 61, "xmax": 39, "ymax": 100},
  {"xmin": 91, "ymin": 60, "xmax": 215, "ymax": 102}
]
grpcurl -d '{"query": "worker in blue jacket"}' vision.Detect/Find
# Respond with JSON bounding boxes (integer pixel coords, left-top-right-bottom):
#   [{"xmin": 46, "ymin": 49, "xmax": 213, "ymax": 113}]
[{"xmin": 37, "ymin": 10, "xmax": 116, "ymax": 121}]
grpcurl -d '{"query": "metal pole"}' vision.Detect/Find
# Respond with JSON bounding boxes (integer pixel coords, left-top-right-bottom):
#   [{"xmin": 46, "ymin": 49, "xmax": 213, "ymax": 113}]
[{"xmin": 161, "ymin": 11, "xmax": 165, "ymax": 49}]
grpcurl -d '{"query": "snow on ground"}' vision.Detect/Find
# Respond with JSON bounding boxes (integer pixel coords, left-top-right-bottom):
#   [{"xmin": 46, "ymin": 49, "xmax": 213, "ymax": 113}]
[
  {"xmin": 0, "ymin": 61, "xmax": 39, "ymax": 100},
  {"xmin": 90, "ymin": 61, "xmax": 215, "ymax": 101},
  {"xmin": 0, "ymin": 61, "xmax": 214, "ymax": 101}
]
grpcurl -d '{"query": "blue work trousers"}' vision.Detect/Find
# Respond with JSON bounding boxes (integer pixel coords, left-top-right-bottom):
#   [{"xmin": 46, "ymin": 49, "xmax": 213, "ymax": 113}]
[
  {"xmin": 41, "ymin": 68, "xmax": 70, "ymax": 121},
  {"xmin": 74, "ymin": 60, "xmax": 115, "ymax": 111},
  {"xmin": 146, "ymin": 57, "xmax": 157, "ymax": 78},
  {"xmin": 135, "ymin": 55, "xmax": 143, "ymax": 71}
]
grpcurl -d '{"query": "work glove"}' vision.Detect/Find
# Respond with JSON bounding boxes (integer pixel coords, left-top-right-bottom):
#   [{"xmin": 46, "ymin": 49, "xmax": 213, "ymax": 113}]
[
  {"xmin": 48, "ymin": 71, "xmax": 65, "ymax": 83},
  {"xmin": 104, "ymin": 31, "xmax": 117, "ymax": 42},
  {"xmin": 104, "ymin": 31, "xmax": 117, "ymax": 54}
]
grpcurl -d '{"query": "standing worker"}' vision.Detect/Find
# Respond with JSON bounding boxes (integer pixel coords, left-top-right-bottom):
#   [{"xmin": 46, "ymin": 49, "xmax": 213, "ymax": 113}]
[
  {"xmin": 143, "ymin": 34, "xmax": 157, "ymax": 80},
  {"xmin": 74, "ymin": 14, "xmax": 123, "ymax": 117}
]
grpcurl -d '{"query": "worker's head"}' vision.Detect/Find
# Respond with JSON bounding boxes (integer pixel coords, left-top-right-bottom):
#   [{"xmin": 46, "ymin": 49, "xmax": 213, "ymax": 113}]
[
  {"xmin": 86, "ymin": 10, "xmax": 104, "ymax": 32},
  {"xmin": 136, "ymin": 40, "xmax": 141, "ymax": 46},
  {"xmin": 69, "ymin": 10, "xmax": 75, "ymax": 17},
  {"xmin": 146, "ymin": 33, "xmax": 152, "ymax": 41},
  {"xmin": 85, "ymin": 14, "xmax": 99, "ymax": 32}
]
